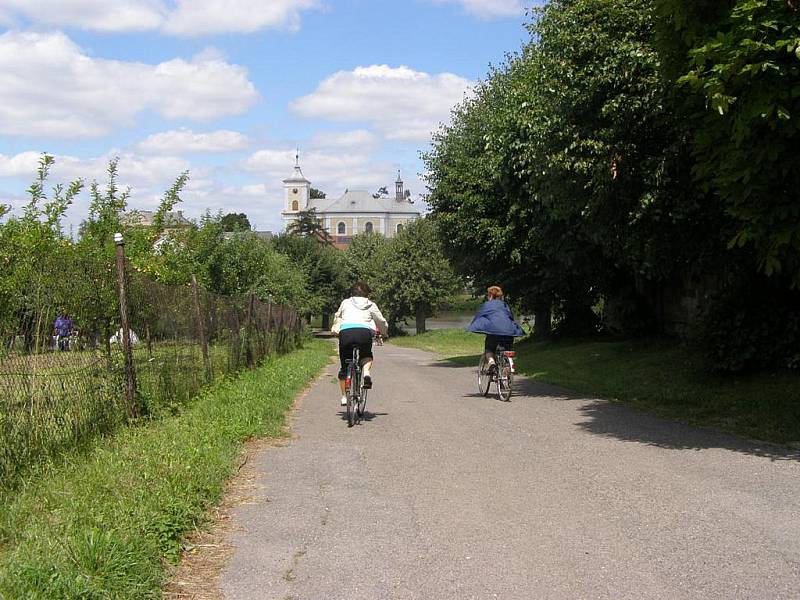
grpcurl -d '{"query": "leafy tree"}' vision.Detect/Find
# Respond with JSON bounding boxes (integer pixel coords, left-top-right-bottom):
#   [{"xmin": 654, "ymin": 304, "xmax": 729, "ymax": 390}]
[
  {"xmin": 343, "ymin": 232, "xmax": 389, "ymax": 285},
  {"xmin": 272, "ymin": 233, "xmax": 348, "ymax": 326},
  {"xmin": 220, "ymin": 212, "xmax": 251, "ymax": 232},
  {"xmin": 310, "ymin": 187, "xmax": 326, "ymax": 200},
  {"xmin": 286, "ymin": 208, "xmax": 332, "ymax": 243},
  {"xmin": 376, "ymin": 218, "xmax": 460, "ymax": 334},
  {"xmin": 207, "ymin": 232, "xmax": 309, "ymax": 306}
]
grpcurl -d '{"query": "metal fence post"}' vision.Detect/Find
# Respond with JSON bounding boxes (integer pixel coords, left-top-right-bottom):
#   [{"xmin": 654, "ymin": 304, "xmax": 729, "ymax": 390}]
[
  {"xmin": 114, "ymin": 233, "xmax": 139, "ymax": 419},
  {"xmin": 191, "ymin": 274, "xmax": 212, "ymax": 382}
]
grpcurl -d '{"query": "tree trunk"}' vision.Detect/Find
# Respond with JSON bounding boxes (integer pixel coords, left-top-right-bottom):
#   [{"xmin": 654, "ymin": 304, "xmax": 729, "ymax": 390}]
[
  {"xmin": 415, "ymin": 304, "xmax": 426, "ymax": 335},
  {"xmin": 321, "ymin": 312, "xmax": 330, "ymax": 330},
  {"xmin": 534, "ymin": 303, "xmax": 552, "ymax": 338}
]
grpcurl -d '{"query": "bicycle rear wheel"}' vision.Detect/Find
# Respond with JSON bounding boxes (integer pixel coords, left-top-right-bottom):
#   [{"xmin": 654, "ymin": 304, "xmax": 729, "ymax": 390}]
[
  {"xmin": 346, "ymin": 364, "xmax": 358, "ymax": 427},
  {"xmin": 497, "ymin": 355, "xmax": 513, "ymax": 402},
  {"xmin": 358, "ymin": 383, "xmax": 368, "ymax": 417},
  {"xmin": 477, "ymin": 354, "xmax": 491, "ymax": 396}
]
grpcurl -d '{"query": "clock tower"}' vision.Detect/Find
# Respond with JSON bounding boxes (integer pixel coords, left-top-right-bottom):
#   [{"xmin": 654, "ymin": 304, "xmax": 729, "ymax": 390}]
[{"xmin": 283, "ymin": 152, "xmax": 310, "ymax": 214}]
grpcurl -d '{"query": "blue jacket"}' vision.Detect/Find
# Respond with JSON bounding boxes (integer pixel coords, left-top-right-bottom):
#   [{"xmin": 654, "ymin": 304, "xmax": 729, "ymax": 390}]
[{"xmin": 466, "ymin": 299, "xmax": 525, "ymax": 337}]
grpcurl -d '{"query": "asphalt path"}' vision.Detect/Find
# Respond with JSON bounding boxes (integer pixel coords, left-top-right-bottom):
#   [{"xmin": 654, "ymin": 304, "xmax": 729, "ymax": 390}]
[{"xmin": 220, "ymin": 342, "xmax": 800, "ymax": 599}]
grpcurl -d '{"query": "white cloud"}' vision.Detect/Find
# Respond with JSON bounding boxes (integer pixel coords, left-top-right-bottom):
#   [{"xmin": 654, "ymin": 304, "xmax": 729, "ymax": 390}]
[
  {"xmin": 0, "ymin": 0, "xmax": 320, "ymax": 35},
  {"xmin": 243, "ymin": 148, "xmax": 391, "ymax": 193},
  {"xmin": 309, "ymin": 129, "xmax": 378, "ymax": 150},
  {"xmin": 137, "ymin": 129, "xmax": 250, "ymax": 154},
  {"xmin": 428, "ymin": 0, "xmax": 525, "ymax": 19},
  {"xmin": 163, "ymin": 0, "xmax": 320, "ymax": 36},
  {"xmin": 290, "ymin": 65, "xmax": 473, "ymax": 142},
  {"xmin": 0, "ymin": 151, "xmax": 41, "ymax": 177},
  {"xmin": 0, "ymin": 32, "xmax": 259, "ymax": 138},
  {"xmin": 0, "ymin": 0, "xmax": 165, "ymax": 31}
]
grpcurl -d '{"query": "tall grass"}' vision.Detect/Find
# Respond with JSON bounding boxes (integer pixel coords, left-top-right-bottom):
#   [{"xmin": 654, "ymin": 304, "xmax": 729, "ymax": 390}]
[{"xmin": 0, "ymin": 339, "xmax": 333, "ymax": 599}]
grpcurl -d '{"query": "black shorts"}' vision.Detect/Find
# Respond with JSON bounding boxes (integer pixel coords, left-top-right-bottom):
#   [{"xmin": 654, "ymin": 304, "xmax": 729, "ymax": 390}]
[
  {"xmin": 485, "ymin": 335, "xmax": 514, "ymax": 353},
  {"xmin": 338, "ymin": 328, "xmax": 374, "ymax": 380}
]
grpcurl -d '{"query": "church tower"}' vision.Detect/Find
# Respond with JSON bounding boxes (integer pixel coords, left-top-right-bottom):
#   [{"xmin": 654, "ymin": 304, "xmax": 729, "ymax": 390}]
[
  {"xmin": 395, "ymin": 170, "xmax": 404, "ymax": 202},
  {"xmin": 283, "ymin": 152, "xmax": 311, "ymax": 213}
]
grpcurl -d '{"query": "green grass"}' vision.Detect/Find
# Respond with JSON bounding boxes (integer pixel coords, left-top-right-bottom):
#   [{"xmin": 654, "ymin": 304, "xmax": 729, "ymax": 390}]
[
  {"xmin": 0, "ymin": 338, "xmax": 333, "ymax": 599},
  {"xmin": 389, "ymin": 328, "xmax": 485, "ymax": 356},
  {"xmin": 390, "ymin": 329, "xmax": 800, "ymax": 444}
]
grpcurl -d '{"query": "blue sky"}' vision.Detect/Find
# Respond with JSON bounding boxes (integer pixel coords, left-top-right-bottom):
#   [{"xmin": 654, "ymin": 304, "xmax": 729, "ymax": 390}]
[{"xmin": 0, "ymin": 0, "xmax": 534, "ymax": 233}]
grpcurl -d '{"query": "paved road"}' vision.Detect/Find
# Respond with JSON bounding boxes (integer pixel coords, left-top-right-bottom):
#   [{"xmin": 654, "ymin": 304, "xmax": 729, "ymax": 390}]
[{"xmin": 220, "ymin": 343, "xmax": 800, "ymax": 599}]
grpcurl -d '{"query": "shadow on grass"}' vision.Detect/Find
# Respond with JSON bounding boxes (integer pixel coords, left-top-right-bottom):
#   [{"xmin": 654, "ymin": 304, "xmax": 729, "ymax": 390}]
[{"xmin": 435, "ymin": 355, "xmax": 800, "ymax": 463}]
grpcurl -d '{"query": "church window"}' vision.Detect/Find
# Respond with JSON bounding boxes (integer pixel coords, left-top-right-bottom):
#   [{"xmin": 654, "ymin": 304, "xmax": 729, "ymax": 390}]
[
  {"xmin": 337, "ymin": 222, "xmax": 346, "ymax": 235},
  {"xmin": 291, "ymin": 200, "xmax": 298, "ymax": 211},
  {"xmin": 365, "ymin": 221, "xmax": 373, "ymax": 234},
  {"xmin": 396, "ymin": 223, "xmax": 404, "ymax": 234}
]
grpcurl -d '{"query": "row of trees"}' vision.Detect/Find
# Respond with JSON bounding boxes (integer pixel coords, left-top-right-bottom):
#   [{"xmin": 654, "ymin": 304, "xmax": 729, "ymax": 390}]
[
  {"xmin": 0, "ymin": 155, "xmax": 461, "ymax": 344},
  {"xmin": 423, "ymin": 0, "xmax": 800, "ymax": 371}
]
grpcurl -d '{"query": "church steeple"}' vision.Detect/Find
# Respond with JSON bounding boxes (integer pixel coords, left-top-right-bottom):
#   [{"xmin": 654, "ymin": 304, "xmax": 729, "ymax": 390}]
[
  {"xmin": 283, "ymin": 151, "xmax": 311, "ymax": 212},
  {"xmin": 395, "ymin": 170, "xmax": 404, "ymax": 202}
]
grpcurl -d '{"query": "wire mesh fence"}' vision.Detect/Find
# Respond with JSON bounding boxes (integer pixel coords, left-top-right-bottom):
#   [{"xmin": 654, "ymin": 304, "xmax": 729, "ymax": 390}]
[{"xmin": 0, "ymin": 245, "xmax": 304, "ymax": 488}]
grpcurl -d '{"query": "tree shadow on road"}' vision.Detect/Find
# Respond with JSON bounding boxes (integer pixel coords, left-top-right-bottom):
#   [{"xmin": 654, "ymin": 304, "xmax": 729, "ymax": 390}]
[
  {"xmin": 572, "ymin": 398, "xmax": 800, "ymax": 462},
  {"xmin": 508, "ymin": 375, "xmax": 800, "ymax": 462},
  {"xmin": 439, "ymin": 358, "xmax": 800, "ymax": 463}
]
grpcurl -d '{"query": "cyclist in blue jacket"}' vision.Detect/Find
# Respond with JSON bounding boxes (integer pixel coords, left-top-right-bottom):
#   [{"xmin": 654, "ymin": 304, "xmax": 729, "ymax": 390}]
[{"xmin": 466, "ymin": 285, "xmax": 525, "ymax": 371}]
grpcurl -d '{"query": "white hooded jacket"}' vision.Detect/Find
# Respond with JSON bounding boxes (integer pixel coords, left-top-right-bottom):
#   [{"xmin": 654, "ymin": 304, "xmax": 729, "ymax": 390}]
[{"xmin": 332, "ymin": 296, "xmax": 388, "ymax": 335}]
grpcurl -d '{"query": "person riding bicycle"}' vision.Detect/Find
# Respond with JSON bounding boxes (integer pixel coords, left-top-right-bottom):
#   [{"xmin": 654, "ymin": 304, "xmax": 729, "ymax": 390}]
[
  {"xmin": 466, "ymin": 285, "xmax": 524, "ymax": 371},
  {"xmin": 331, "ymin": 282, "xmax": 389, "ymax": 406}
]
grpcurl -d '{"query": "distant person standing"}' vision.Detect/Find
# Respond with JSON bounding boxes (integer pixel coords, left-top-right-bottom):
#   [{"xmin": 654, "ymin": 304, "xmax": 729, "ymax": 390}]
[{"xmin": 53, "ymin": 312, "xmax": 74, "ymax": 351}]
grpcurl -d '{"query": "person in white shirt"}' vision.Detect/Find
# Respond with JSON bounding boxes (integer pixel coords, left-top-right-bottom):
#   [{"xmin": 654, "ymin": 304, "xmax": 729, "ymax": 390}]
[{"xmin": 331, "ymin": 281, "xmax": 389, "ymax": 406}]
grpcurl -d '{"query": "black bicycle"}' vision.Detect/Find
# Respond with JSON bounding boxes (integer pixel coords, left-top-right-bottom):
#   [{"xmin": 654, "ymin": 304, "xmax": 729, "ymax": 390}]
[
  {"xmin": 345, "ymin": 347, "xmax": 368, "ymax": 426},
  {"xmin": 477, "ymin": 345, "xmax": 515, "ymax": 402}
]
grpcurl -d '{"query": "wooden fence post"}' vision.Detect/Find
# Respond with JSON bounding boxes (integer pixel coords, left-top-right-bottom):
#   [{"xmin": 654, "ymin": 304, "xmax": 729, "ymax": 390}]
[
  {"xmin": 191, "ymin": 274, "xmax": 212, "ymax": 383},
  {"xmin": 114, "ymin": 233, "xmax": 138, "ymax": 419}
]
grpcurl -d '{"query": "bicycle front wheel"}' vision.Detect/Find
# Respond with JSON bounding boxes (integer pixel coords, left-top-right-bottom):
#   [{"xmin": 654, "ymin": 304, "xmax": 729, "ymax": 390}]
[
  {"xmin": 497, "ymin": 355, "xmax": 513, "ymax": 402},
  {"xmin": 477, "ymin": 354, "xmax": 491, "ymax": 396}
]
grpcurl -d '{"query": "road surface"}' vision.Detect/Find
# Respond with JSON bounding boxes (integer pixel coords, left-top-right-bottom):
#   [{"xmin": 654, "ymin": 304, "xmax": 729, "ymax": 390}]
[{"xmin": 220, "ymin": 342, "xmax": 800, "ymax": 599}]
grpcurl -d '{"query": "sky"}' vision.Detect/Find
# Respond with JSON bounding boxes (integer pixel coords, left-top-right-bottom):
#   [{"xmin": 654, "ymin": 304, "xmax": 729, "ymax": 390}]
[{"xmin": 0, "ymin": 0, "xmax": 535, "ymax": 234}]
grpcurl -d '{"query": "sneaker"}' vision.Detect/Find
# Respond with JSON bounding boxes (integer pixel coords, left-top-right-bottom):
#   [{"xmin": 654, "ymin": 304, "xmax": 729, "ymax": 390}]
[
  {"xmin": 340, "ymin": 395, "xmax": 347, "ymax": 406},
  {"xmin": 362, "ymin": 375, "xmax": 372, "ymax": 389}
]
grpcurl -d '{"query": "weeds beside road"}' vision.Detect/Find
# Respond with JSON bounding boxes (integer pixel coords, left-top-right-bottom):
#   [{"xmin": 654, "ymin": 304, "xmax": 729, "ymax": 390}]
[
  {"xmin": 390, "ymin": 330, "xmax": 800, "ymax": 445},
  {"xmin": 0, "ymin": 339, "xmax": 333, "ymax": 599}
]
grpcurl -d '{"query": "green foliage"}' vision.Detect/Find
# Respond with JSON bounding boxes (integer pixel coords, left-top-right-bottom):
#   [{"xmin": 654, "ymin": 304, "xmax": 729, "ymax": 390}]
[
  {"xmin": 286, "ymin": 207, "xmax": 332, "ymax": 242},
  {"xmin": 674, "ymin": 0, "xmax": 800, "ymax": 286},
  {"xmin": 207, "ymin": 232, "xmax": 309, "ymax": 306},
  {"xmin": 310, "ymin": 187, "xmax": 326, "ymax": 200},
  {"xmin": 426, "ymin": 0, "xmax": 707, "ymax": 334},
  {"xmin": 272, "ymin": 233, "xmax": 349, "ymax": 316},
  {"xmin": 219, "ymin": 212, "xmax": 251, "ymax": 232},
  {"xmin": 342, "ymin": 232, "xmax": 389, "ymax": 284},
  {"xmin": 377, "ymin": 218, "xmax": 460, "ymax": 328}
]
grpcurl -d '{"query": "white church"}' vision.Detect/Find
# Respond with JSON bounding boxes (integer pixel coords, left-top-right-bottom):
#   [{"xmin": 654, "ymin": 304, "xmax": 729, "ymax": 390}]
[{"xmin": 281, "ymin": 158, "xmax": 420, "ymax": 248}]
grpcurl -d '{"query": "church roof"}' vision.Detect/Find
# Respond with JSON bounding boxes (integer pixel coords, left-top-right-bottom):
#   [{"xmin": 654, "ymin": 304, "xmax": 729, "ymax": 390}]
[
  {"xmin": 283, "ymin": 164, "xmax": 310, "ymax": 184},
  {"xmin": 310, "ymin": 189, "xmax": 420, "ymax": 215}
]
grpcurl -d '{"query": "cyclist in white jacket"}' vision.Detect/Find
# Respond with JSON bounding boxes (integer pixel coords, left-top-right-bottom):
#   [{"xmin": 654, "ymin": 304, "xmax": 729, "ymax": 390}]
[{"xmin": 332, "ymin": 281, "xmax": 389, "ymax": 406}]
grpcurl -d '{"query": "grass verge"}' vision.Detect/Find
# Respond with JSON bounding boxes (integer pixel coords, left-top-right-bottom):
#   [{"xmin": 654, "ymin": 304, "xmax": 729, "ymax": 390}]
[
  {"xmin": 390, "ymin": 330, "xmax": 800, "ymax": 444},
  {"xmin": 0, "ymin": 338, "xmax": 333, "ymax": 599}
]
